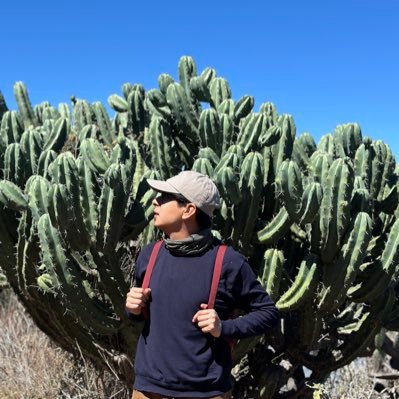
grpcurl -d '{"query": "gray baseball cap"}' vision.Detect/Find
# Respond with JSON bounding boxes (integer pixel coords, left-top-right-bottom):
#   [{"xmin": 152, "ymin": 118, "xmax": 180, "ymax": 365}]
[{"xmin": 147, "ymin": 171, "xmax": 220, "ymax": 217}]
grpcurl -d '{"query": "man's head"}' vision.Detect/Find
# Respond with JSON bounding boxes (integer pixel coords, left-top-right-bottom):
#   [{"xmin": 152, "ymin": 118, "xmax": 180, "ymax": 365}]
[{"xmin": 147, "ymin": 171, "xmax": 220, "ymax": 237}]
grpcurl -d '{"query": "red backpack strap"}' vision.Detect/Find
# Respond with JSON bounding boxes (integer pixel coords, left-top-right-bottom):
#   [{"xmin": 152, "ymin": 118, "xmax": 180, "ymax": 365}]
[
  {"xmin": 141, "ymin": 241, "xmax": 162, "ymax": 319},
  {"xmin": 141, "ymin": 240, "xmax": 163, "ymax": 289},
  {"xmin": 207, "ymin": 244, "xmax": 227, "ymax": 309}
]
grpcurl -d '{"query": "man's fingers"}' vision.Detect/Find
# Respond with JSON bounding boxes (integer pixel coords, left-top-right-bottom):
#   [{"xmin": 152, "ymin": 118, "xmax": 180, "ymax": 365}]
[
  {"xmin": 127, "ymin": 288, "xmax": 151, "ymax": 301},
  {"xmin": 201, "ymin": 325, "xmax": 213, "ymax": 333},
  {"xmin": 197, "ymin": 319, "xmax": 215, "ymax": 329},
  {"xmin": 128, "ymin": 292, "xmax": 145, "ymax": 300},
  {"xmin": 125, "ymin": 288, "xmax": 152, "ymax": 316},
  {"xmin": 192, "ymin": 310, "xmax": 211, "ymax": 322},
  {"xmin": 126, "ymin": 297, "xmax": 143, "ymax": 305},
  {"xmin": 192, "ymin": 309, "xmax": 216, "ymax": 323},
  {"xmin": 192, "ymin": 306, "xmax": 222, "ymax": 338},
  {"xmin": 192, "ymin": 311, "xmax": 200, "ymax": 323},
  {"xmin": 196, "ymin": 312, "xmax": 214, "ymax": 321},
  {"xmin": 126, "ymin": 301, "xmax": 143, "ymax": 310}
]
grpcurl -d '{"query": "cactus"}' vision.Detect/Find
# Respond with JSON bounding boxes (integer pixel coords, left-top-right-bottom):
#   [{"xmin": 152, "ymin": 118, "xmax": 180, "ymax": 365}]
[
  {"xmin": 259, "ymin": 249, "xmax": 284, "ymax": 302},
  {"xmin": 148, "ymin": 116, "xmax": 178, "ymax": 179},
  {"xmin": 14, "ymin": 82, "xmax": 37, "ymax": 128},
  {"xmin": 0, "ymin": 90, "xmax": 8, "ymax": 120},
  {"xmin": 318, "ymin": 158, "xmax": 354, "ymax": 263},
  {"xmin": 92, "ymin": 102, "xmax": 116, "ymax": 146},
  {"xmin": 232, "ymin": 151, "xmax": 264, "ymax": 249},
  {"xmin": 4, "ymin": 143, "xmax": 25, "ymax": 186},
  {"xmin": 292, "ymin": 132, "xmax": 316, "ymax": 171},
  {"xmin": 190, "ymin": 67, "xmax": 215, "ymax": 102},
  {"xmin": 276, "ymin": 254, "xmax": 319, "ymax": 312},
  {"xmin": 1, "ymin": 110, "xmax": 24, "ymax": 145},
  {"xmin": 166, "ymin": 82, "xmax": 199, "ymax": 141},
  {"xmin": 80, "ymin": 138, "xmax": 111, "ymax": 174},
  {"xmin": 210, "ymin": 77, "xmax": 232, "ymax": 109},
  {"xmin": 108, "ymin": 94, "xmax": 128, "ymax": 112},
  {"xmin": 0, "ymin": 56, "xmax": 398, "ymax": 399},
  {"xmin": 0, "ymin": 180, "xmax": 29, "ymax": 211},
  {"xmin": 72, "ymin": 99, "xmax": 93, "ymax": 133},
  {"xmin": 333, "ymin": 123, "xmax": 362, "ymax": 158},
  {"xmin": 146, "ymin": 89, "xmax": 171, "ymax": 120},
  {"xmin": 199, "ymin": 108, "xmax": 222, "ymax": 155},
  {"xmin": 233, "ymin": 95, "xmax": 254, "ymax": 123},
  {"xmin": 43, "ymin": 117, "xmax": 69, "ymax": 152},
  {"xmin": 127, "ymin": 87, "xmax": 147, "ymax": 137}
]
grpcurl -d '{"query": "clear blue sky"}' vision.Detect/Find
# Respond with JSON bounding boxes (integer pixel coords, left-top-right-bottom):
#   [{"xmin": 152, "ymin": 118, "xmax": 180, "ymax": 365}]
[{"xmin": 1, "ymin": 0, "xmax": 398, "ymax": 159}]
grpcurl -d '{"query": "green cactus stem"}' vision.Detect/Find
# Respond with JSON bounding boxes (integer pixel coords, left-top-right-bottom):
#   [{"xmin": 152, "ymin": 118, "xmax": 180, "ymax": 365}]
[
  {"xmin": 257, "ymin": 208, "xmax": 292, "ymax": 245},
  {"xmin": 0, "ymin": 91, "xmax": 8, "ymax": 120},
  {"xmin": 0, "ymin": 180, "xmax": 29, "ymax": 211},
  {"xmin": 13, "ymin": 82, "xmax": 38, "ymax": 128},
  {"xmin": 276, "ymin": 253, "xmax": 319, "ymax": 312},
  {"xmin": 108, "ymin": 94, "xmax": 128, "ymax": 113},
  {"xmin": 210, "ymin": 77, "xmax": 232, "ymax": 109},
  {"xmin": 259, "ymin": 249, "xmax": 284, "ymax": 302},
  {"xmin": 232, "ymin": 151, "xmax": 264, "ymax": 250},
  {"xmin": 319, "ymin": 158, "xmax": 354, "ymax": 263}
]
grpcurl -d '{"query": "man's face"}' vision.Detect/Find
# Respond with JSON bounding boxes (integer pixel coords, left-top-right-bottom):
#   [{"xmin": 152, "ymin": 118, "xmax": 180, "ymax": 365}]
[{"xmin": 152, "ymin": 192, "xmax": 189, "ymax": 235}]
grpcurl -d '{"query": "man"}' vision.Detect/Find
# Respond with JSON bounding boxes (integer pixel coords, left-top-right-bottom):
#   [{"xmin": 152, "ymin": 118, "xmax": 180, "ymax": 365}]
[{"xmin": 125, "ymin": 171, "xmax": 280, "ymax": 399}]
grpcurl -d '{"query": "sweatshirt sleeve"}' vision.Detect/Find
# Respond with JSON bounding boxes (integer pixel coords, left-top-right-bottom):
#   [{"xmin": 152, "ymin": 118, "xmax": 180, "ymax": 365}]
[{"xmin": 220, "ymin": 259, "xmax": 280, "ymax": 339}]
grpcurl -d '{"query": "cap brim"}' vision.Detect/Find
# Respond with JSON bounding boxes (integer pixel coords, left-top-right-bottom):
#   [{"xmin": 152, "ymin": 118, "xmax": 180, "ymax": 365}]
[{"xmin": 147, "ymin": 179, "xmax": 180, "ymax": 194}]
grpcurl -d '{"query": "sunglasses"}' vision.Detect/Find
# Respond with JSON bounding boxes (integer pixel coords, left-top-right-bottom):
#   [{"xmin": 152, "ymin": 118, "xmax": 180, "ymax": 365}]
[{"xmin": 156, "ymin": 192, "xmax": 189, "ymax": 205}]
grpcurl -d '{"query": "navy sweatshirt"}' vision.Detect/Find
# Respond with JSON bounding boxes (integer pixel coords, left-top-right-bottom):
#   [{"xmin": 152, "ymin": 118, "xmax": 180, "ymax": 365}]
[{"xmin": 130, "ymin": 241, "xmax": 280, "ymax": 397}]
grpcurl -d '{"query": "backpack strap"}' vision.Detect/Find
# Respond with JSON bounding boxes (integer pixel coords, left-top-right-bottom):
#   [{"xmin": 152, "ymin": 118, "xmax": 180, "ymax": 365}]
[
  {"xmin": 141, "ymin": 240, "xmax": 163, "ymax": 319},
  {"xmin": 209, "ymin": 244, "xmax": 235, "ymax": 351},
  {"xmin": 141, "ymin": 240, "xmax": 163, "ymax": 290},
  {"xmin": 207, "ymin": 244, "xmax": 227, "ymax": 309}
]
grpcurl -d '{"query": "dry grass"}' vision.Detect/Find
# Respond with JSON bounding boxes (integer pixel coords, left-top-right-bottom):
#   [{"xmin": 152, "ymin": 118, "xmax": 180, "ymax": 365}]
[
  {"xmin": 311, "ymin": 358, "xmax": 399, "ymax": 399},
  {"xmin": 0, "ymin": 289, "xmax": 129, "ymax": 399}
]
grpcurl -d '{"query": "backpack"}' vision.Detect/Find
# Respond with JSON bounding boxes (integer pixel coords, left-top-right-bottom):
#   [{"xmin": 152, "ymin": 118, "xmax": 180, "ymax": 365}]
[
  {"xmin": 140, "ymin": 241, "xmax": 235, "ymax": 350},
  {"xmin": 141, "ymin": 241, "xmax": 228, "ymax": 316}
]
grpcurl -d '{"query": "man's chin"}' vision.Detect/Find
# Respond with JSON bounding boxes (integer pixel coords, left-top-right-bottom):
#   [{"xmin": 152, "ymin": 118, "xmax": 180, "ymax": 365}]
[{"xmin": 153, "ymin": 221, "xmax": 166, "ymax": 232}]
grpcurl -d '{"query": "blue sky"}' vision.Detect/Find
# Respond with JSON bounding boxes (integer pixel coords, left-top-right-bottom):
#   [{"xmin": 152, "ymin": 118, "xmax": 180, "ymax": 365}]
[{"xmin": 1, "ymin": 0, "xmax": 398, "ymax": 159}]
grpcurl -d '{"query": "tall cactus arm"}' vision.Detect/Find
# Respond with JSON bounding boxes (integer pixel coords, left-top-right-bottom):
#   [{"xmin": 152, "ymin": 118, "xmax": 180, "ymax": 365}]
[
  {"xmin": 37, "ymin": 213, "xmax": 120, "ymax": 335},
  {"xmin": 276, "ymin": 254, "xmax": 319, "ymax": 312},
  {"xmin": 317, "ymin": 212, "xmax": 373, "ymax": 315},
  {"xmin": 42, "ymin": 117, "xmax": 69, "ymax": 152},
  {"xmin": 319, "ymin": 158, "xmax": 354, "ymax": 263},
  {"xmin": 0, "ymin": 180, "xmax": 29, "ymax": 211},
  {"xmin": 0, "ymin": 90, "xmax": 8, "ymax": 120},
  {"xmin": 13, "ymin": 82, "xmax": 38, "ymax": 128},
  {"xmin": 232, "ymin": 151, "xmax": 264, "ymax": 249},
  {"xmin": 278, "ymin": 160, "xmax": 303, "ymax": 222},
  {"xmin": 80, "ymin": 138, "xmax": 111, "ymax": 174},
  {"xmin": 258, "ymin": 249, "xmax": 284, "ymax": 302},
  {"xmin": 92, "ymin": 102, "xmax": 116, "ymax": 146},
  {"xmin": 257, "ymin": 208, "xmax": 292, "ymax": 246},
  {"xmin": 210, "ymin": 77, "xmax": 232, "ymax": 109}
]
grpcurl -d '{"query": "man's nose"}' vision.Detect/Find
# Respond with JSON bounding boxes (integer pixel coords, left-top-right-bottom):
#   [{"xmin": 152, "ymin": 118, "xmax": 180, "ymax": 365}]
[{"xmin": 152, "ymin": 197, "xmax": 160, "ymax": 206}]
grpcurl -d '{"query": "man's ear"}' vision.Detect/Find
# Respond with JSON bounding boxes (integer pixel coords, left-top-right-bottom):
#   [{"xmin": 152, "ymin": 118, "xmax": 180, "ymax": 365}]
[{"xmin": 182, "ymin": 203, "xmax": 197, "ymax": 220}]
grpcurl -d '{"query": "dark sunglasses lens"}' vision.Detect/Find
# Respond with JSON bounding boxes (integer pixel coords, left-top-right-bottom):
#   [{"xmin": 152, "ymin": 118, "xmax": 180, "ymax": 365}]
[
  {"xmin": 158, "ymin": 193, "xmax": 187, "ymax": 204},
  {"xmin": 158, "ymin": 193, "xmax": 174, "ymax": 203}
]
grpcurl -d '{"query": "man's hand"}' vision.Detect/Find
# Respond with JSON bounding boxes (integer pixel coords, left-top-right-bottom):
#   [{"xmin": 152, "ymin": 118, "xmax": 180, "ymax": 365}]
[
  {"xmin": 125, "ymin": 287, "xmax": 151, "ymax": 315},
  {"xmin": 192, "ymin": 303, "xmax": 222, "ymax": 338}
]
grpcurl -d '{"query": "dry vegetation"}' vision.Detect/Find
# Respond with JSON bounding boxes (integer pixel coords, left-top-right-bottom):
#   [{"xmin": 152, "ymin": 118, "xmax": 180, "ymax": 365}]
[
  {"xmin": 313, "ymin": 358, "xmax": 399, "ymax": 399},
  {"xmin": 1, "ymin": 288, "xmax": 399, "ymax": 399},
  {"xmin": 0, "ymin": 289, "xmax": 129, "ymax": 399}
]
